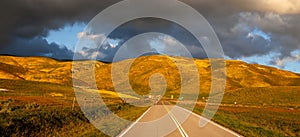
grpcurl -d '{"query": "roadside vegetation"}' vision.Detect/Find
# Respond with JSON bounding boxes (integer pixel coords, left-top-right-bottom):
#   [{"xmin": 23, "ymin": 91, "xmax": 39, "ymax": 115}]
[
  {"xmin": 0, "ymin": 55, "xmax": 300, "ymax": 136},
  {"xmin": 191, "ymin": 86, "xmax": 300, "ymax": 137},
  {"xmin": 0, "ymin": 79, "xmax": 147, "ymax": 137}
]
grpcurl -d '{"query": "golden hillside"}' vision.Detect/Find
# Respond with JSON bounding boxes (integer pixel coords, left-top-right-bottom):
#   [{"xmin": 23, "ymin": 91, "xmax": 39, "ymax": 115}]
[{"xmin": 0, "ymin": 55, "xmax": 299, "ymax": 94}]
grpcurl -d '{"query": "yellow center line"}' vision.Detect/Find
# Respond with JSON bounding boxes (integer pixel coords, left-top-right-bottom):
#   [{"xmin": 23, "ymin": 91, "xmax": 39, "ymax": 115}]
[{"xmin": 162, "ymin": 102, "xmax": 189, "ymax": 137}]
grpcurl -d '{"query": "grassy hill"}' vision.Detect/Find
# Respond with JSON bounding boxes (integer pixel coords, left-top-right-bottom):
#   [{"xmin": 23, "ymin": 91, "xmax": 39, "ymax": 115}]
[
  {"xmin": 0, "ymin": 55, "xmax": 299, "ymax": 136},
  {"xmin": 0, "ymin": 79, "xmax": 148, "ymax": 136},
  {"xmin": 0, "ymin": 55, "xmax": 299, "ymax": 93}
]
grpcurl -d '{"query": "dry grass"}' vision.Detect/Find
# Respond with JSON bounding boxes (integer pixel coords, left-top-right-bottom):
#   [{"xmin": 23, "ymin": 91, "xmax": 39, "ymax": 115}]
[
  {"xmin": 0, "ymin": 55, "xmax": 300, "ymax": 136},
  {"xmin": 190, "ymin": 86, "xmax": 300, "ymax": 137},
  {"xmin": 0, "ymin": 79, "xmax": 148, "ymax": 136},
  {"xmin": 192, "ymin": 105, "xmax": 300, "ymax": 137},
  {"xmin": 0, "ymin": 55, "xmax": 299, "ymax": 95}
]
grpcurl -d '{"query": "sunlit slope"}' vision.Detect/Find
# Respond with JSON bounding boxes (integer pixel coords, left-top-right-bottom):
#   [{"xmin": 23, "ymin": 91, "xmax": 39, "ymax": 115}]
[
  {"xmin": 0, "ymin": 55, "xmax": 299, "ymax": 94},
  {"xmin": 0, "ymin": 56, "xmax": 73, "ymax": 84},
  {"xmin": 0, "ymin": 56, "xmax": 104, "ymax": 86},
  {"xmin": 96, "ymin": 55, "xmax": 300, "ymax": 94}
]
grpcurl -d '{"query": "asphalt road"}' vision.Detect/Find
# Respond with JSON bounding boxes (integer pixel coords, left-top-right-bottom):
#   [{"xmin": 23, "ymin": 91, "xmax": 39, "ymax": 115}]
[{"xmin": 118, "ymin": 103, "xmax": 241, "ymax": 137}]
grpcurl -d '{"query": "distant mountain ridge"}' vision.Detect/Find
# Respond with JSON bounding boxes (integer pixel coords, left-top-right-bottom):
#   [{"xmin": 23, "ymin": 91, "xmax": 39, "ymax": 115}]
[{"xmin": 0, "ymin": 55, "xmax": 299, "ymax": 94}]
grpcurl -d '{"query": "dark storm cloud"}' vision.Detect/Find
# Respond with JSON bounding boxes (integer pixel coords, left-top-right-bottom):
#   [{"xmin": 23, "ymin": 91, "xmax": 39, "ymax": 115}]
[
  {"xmin": 0, "ymin": 0, "xmax": 299, "ymax": 65},
  {"xmin": 74, "ymin": 17, "xmax": 207, "ymax": 61},
  {"xmin": 176, "ymin": 0, "xmax": 300, "ymax": 67},
  {"xmin": 105, "ymin": 18, "xmax": 206, "ymax": 60},
  {"xmin": 0, "ymin": 37, "xmax": 79, "ymax": 60},
  {"xmin": 0, "ymin": 0, "xmax": 121, "ymax": 59},
  {"xmin": 0, "ymin": 0, "xmax": 120, "ymax": 48},
  {"xmin": 79, "ymin": 0, "xmax": 300, "ymax": 63},
  {"xmin": 215, "ymin": 11, "xmax": 300, "ymax": 65}
]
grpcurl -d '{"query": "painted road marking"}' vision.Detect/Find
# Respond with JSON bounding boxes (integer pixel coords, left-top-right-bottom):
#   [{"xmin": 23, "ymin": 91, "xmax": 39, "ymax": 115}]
[
  {"xmin": 163, "ymin": 103, "xmax": 189, "ymax": 137},
  {"xmin": 118, "ymin": 104, "xmax": 241, "ymax": 137},
  {"xmin": 179, "ymin": 107, "xmax": 241, "ymax": 137},
  {"xmin": 117, "ymin": 106, "xmax": 152, "ymax": 137}
]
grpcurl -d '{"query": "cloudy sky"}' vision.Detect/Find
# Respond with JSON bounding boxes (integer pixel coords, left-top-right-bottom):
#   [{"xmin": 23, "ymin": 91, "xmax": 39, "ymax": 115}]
[{"xmin": 0, "ymin": 0, "xmax": 299, "ymax": 72}]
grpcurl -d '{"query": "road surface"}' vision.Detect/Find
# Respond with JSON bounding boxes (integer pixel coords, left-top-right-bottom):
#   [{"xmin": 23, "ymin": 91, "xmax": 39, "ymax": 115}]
[{"xmin": 118, "ymin": 102, "xmax": 241, "ymax": 137}]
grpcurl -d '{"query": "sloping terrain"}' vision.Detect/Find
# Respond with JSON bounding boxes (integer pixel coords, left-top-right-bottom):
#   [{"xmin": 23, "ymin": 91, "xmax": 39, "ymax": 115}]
[
  {"xmin": 0, "ymin": 55, "xmax": 299, "ymax": 136},
  {"xmin": 0, "ymin": 55, "xmax": 299, "ymax": 94}
]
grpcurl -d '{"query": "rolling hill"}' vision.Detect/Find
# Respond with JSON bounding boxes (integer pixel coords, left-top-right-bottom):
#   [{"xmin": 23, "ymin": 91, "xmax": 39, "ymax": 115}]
[
  {"xmin": 0, "ymin": 55, "xmax": 299, "ymax": 136},
  {"xmin": 0, "ymin": 55, "xmax": 299, "ymax": 94}
]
